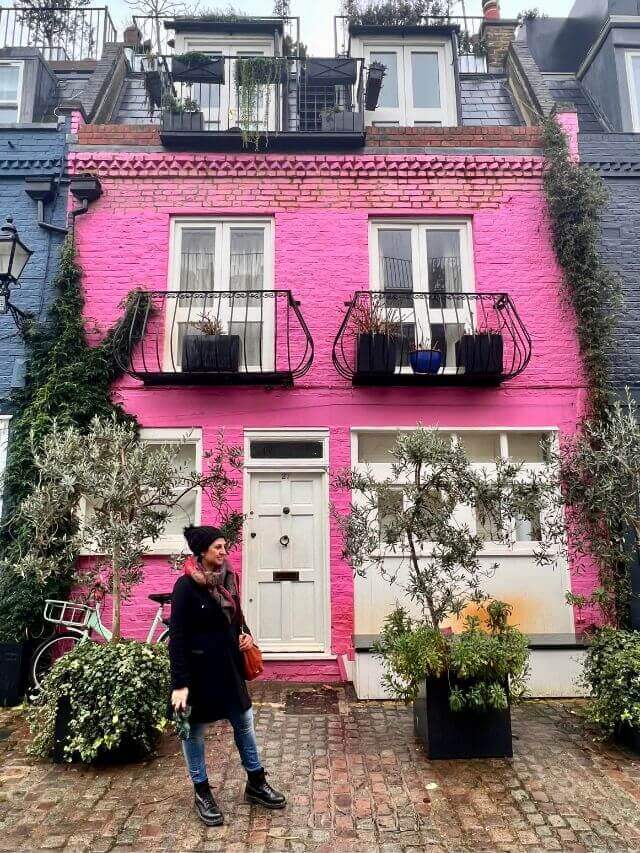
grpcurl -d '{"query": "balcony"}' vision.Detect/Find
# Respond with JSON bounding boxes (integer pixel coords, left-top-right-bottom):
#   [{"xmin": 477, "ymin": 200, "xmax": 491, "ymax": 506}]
[
  {"xmin": 0, "ymin": 6, "xmax": 116, "ymax": 61},
  {"xmin": 148, "ymin": 54, "xmax": 367, "ymax": 150},
  {"xmin": 332, "ymin": 290, "xmax": 531, "ymax": 387},
  {"xmin": 115, "ymin": 290, "xmax": 314, "ymax": 387}
]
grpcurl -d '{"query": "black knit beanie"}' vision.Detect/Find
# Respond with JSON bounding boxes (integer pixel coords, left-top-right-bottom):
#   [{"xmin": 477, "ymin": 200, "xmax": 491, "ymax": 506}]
[{"xmin": 183, "ymin": 525, "xmax": 225, "ymax": 557}]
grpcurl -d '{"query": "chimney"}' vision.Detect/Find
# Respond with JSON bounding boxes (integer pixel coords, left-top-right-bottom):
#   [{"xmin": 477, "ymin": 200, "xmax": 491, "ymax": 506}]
[{"xmin": 482, "ymin": 0, "xmax": 500, "ymax": 19}]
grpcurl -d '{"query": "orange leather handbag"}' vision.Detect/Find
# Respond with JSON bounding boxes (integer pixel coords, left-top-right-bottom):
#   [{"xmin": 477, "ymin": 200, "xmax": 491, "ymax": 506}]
[{"xmin": 242, "ymin": 637, "xmax": 264, "ymax": 681}]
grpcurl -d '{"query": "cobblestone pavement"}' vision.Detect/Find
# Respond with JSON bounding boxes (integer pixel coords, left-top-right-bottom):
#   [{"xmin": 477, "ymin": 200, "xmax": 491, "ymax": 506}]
[{"xmin": 0, "ymin": 683, "xmax": 638, "ymax": 852}]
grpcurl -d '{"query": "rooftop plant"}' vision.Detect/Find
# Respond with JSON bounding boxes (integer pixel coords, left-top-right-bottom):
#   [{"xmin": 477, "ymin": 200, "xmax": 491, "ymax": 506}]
[{"xmin": 342, "ymin": 0, "xmax": 454, "ymax": 26}]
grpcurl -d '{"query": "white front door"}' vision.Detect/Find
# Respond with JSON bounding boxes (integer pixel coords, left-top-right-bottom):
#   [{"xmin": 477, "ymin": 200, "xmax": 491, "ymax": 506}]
[{"xmin": 246, "ymin": 471, "xmax": 327, "ymax": 653}]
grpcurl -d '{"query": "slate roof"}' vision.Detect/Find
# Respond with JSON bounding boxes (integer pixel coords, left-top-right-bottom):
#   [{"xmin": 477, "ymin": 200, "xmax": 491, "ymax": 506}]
[
  {"xmin": 459, "ymin": 75, "xmax": 522, "ymax": 126},
  {"xmin": 545, "ymin": 74, "xmax": 605, "ymax": 132}
]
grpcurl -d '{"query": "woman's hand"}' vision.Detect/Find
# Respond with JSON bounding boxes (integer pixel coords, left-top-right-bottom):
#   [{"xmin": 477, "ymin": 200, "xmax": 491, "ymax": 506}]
[
  {"xmin": 171, "ymin": 687, "xmax": 189, "ymax": 712},
  {"xmin": 239, "ymin": 633, "xmax": 254, "ymax": 652}
]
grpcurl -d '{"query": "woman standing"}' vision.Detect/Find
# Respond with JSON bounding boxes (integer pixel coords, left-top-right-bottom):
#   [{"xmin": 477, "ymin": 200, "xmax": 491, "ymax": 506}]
[{"xmin": 170, "ymin": 525, "xmax": 286, "ymax": 827}]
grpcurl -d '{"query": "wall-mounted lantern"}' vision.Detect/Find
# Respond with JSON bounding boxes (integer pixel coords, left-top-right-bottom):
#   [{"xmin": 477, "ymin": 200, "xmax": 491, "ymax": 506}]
[{"xmin": 0, "ymin": 217, "xmax": 33, "ymax": 330}]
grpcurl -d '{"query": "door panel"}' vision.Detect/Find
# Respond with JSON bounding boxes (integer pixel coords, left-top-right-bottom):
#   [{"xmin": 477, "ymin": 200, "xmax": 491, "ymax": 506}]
[{"xmin": 247, "ymin": 471, "xmax": 326, "ymax": 652}]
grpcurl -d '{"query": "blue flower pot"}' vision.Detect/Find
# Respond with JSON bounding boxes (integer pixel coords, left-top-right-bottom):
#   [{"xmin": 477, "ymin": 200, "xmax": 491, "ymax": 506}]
[{"xmin": 410, "ymin": 349, "xmax": 442, "ymax": 374}]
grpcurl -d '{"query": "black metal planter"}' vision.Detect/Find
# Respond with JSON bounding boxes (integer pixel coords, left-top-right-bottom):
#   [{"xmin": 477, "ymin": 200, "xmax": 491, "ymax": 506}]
[
  {"xmin": 182, "ymin": 334, "xmax": 241, "ymax": 373},
  {"xmin": 162, "ymin": 111, "xmax": 204, "ymax": 132},
  {"xmin": 304, "ymin": 58, "xmax": 358, "ymax": 85},
  {"xmin": 172, "ymin": 56, "xmax": 225, "ymax": 83},
  {"xmin": 356, "ymin": 333, "xmax": 397, "ymax": 375},
  {"xmin": 365, "ymin": 64, "xmax": 385, "ymax": 111},
  {"xmin": 0, "ymin": 642, "xmax": 32, "ymax": 707},
  {"xmin": 456, "ymin": 333, "xmax": 504, "ymax": 376},
  {"xmin": 413, "ymin": 676, "xmax": 513, "ymax": 760}
]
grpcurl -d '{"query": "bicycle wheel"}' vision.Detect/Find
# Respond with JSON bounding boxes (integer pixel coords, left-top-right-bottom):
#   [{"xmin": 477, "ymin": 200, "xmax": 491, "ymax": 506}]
[{"xmin": 30, "ymin": 632, "xmax": 83, "ymax": 692}]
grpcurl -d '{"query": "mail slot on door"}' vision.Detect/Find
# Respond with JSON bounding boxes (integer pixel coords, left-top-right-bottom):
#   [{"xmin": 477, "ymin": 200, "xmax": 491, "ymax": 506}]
[{"xmin": 273, "ymin": 571, "xmax": 300, "ymax": 582}]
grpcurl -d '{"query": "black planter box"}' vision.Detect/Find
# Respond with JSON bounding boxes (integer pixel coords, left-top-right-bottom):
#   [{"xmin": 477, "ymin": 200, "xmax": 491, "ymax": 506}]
[
  {"xmin": 320, "ymin": 111, "xmax": 364, "ymax": 133},
  {"xmin": 413, "ymin": 675, "xmax": 513, "ymax": 760},
  {"xmin": 455, "ymin": 333, "xmax": 504, "ymax": 376},
  {"xmin": 356, "ymin": 333, "xmax": 397, "ymax": 375},
  {"xmin": 365, "ymin": 65, "xmax": 385, "ymax": 111},
  {"xmin": 162, "ymin": 111, "xmax": 204, "ymax": 132},
  {"xmin": 182, "ymin": 334, "xmax": 241, "ymax": 373},
  {"xmin": 172, "ymin": 55, "xmax": 225, "ymax": 83},
  {"xmin": 304, "ymin": 58, "xmax": 358, "ymax": 85},
  {"xmin": 0, "ymin": 642, "xmax": 32, "ymax": 707}
]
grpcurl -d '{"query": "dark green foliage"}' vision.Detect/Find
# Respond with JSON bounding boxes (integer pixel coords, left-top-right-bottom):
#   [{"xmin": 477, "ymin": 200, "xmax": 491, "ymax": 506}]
[
  {"xmin": 28, "ymin": 641, "xmax": 170, "ymax": 762},
  {"xmin": 581, "ymin": 627, "xmax": 640, "ymax": 737},
  {"xmin": 374, "ymin": 601, "xmax": 530, "ymax": 710},
  {"xmin": 542, "ymin": 115, "xmax": 621, "ymax": 413},
  {"xmin": 0, "ymin": 239, "xmax": 147, "ymax": 642},
  {"xmin": 342, "ymin": 0, "xmax": 452, "ymax": 25}
]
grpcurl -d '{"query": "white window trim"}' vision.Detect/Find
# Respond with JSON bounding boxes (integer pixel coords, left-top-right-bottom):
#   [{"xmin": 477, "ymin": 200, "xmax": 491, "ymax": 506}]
[
  {"xmin": 351, "ymin": 36, "xmax": 457, "ymax": 127},
  {"xmin": 0, "ymin": 61, "xmax": 23, "ymax": 123},
  {"xmin": 351, "ymin": 427, "xmax": 561, "ymax": 558},
  {"xmin": 244, "ymin": 428, "xmax": 329, "ymax": 471},
  {"xmin": 0, "ymin": 415, "xmax": 11, "ymax": 518},
  {"xmin": 79, "ymin": 428, "xmax": 203, "ymax": 556},
  {"xmin": 625, "ymin": 50, "xmax": 640, "ymax": 132},
  {"xmin": 167, "ymin": 217, "xmax": 275, "ymax": 374}
]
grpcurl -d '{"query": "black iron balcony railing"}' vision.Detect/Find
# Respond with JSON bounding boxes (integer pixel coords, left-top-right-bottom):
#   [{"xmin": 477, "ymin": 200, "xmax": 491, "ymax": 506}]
[
  {"xmin": 150, "ymin": 54, "xmax": 366, "ymax": 141},
  {"xmin": 332, "ymin": 291, "xmax": 531, "ymax": 386},
  {"xmin": 334, "ymin": 14, "xmax": 487, "ymax": 74},
  {"xmin": 0, "ymin": 6, "xmax": 116, "ymax": 61},
  {"xmin": 115, "ymin": 290, "xmax": 314, "ymax": 387}
]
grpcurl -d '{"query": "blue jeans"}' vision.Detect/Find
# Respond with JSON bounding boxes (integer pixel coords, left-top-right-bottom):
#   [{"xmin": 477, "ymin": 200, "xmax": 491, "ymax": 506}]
[{"xmin": 181, "ymin": 707, "xmax": 262, "ymax": 783}]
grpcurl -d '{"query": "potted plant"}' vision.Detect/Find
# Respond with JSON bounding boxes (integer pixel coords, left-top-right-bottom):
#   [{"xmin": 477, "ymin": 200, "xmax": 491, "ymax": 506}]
[
  {"xmin": 182, "ymin": 314, "xmax": 241, "ymax": 373},
  {"xmin": 581, "ymin": 627, "xmax": 640, "ymax": 754},
  {"xmin": 409, "ymin": 339, "xmax": 443, "ymax": 375},
  {"xmin": 304, "ymin": 57, "xmax": 358, "ymax": 85},
  {"xmin": 161, "ymin": 94, "xmax": 203, "ymax": 132},
  {"xmin": 365, "ymin": 60, "xmax": 386, "ymax": 111},
  {"xmin": 143, "ymin": 55, "xmax": 162, "ymax": 111},
  {"xmin": 351, "ymin": 299, "xmax": 397, "ymax": 375},
  {"xmin": 456, "ymin": 327, "xmax": 504, "ymax": 376},
  {"xmin": 335, "ymin": 426, "xmax": 562, "ymax": 759},
  {"xmin": 320, "ymin": 106, "xmax": 364, "ymax": 133},
  {"xmin": 172, "ymin": 51, "xmax": 225, "ymax": 84}
]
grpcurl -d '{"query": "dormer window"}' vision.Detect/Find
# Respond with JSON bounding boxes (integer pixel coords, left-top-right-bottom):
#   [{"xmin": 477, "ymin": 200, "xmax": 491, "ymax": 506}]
[
  {"xmin": 352, "ymin": 38, "xmax": 456, "ymax": 126},
  {"xmin": 0, "ymin": 62, "xmax": 22, "ymax": 123},
  {"xmin": 625, "ymin": 51, "xmax": 640, "ymax": 132}
]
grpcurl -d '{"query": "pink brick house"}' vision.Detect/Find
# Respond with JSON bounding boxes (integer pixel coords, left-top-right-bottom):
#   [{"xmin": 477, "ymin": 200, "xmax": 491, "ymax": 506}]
[{"xmin": 68, "ymin": 6, "xmax": 593, "ymax": 696}]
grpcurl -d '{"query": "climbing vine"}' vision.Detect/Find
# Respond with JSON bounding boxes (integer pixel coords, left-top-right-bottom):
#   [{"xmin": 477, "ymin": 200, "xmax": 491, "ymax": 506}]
[
  {"xmin": 234, "ymin": 56, "xmax": 289, "ymax": 149},
  {"xmin": 0, "ymin": 237, "xmax": 147, "ymax": 642}
]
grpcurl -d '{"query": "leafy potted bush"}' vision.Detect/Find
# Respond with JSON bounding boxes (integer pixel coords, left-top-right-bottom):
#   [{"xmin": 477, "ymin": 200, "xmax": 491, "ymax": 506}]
[
  {"xmin": 409, "ymin": 339, "xmax": 443, "ymax": 375},
  {"xmin": 161, "ymin": 94, "xmax": 203, "ymax": 132},
  {"xmin": 19, "ymin": 417, "xmax": 244, "ymax": 762},
  {"xmin": 365, "ymin": 60, "xmax": 386, "ymax": 111},
  {"xmin": 581, "ymin": 628, "xmax": 640, "ymax": 753},
  {"xmin": 320, "ymin": 105, "xmax": 364, "ymax": 133},
  {"xmin": 335, "ymin": 426, "xmax": 562, "ymax": 759},
  {"xmin": 351, "ymin": 299, "xmax": 397, "ymax": 375},
  {"xmin": 172, "ymin": 51, "xmax": 225, "ymax": 83},
  {"xmin": 456, "ymin": 327, "xmax": 504, "ymax": 376},
  {"xmin": 182, "ymin": 314, "xmax": 241, "ymax": 373}
]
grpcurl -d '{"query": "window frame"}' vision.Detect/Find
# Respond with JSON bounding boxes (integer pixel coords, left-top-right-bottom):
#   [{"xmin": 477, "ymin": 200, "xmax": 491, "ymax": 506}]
[
  {"xmin": 79, "ymin": 428, "xmax": 203, "ymax": 556},
  {"xmin": 626, "ymin": 50, "xmax": 640, "ymax": 132},
  {"xmin": 167, "ymin": 216, "xmax": 275, "ymax": 374},
  {"xmin": 0, "ymin": 61, "xmax": 23, "ymax": 123},
  {"xmin": 0, "ymin": 415, "xmax": 10, "ymax": 518},
  {"xmin": 353, "ymin": 427, "xmax": 560, "ymax": 558}
]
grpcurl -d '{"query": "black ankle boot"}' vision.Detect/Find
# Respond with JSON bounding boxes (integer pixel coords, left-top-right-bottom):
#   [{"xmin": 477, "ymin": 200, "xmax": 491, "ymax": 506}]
[
  {"xmin": 245, "ymin": 768, "xmax": 286, "ymax": 810},
  {"xmin": 194, "ymin": 779, "xmax": 224, "ymax": 826}
]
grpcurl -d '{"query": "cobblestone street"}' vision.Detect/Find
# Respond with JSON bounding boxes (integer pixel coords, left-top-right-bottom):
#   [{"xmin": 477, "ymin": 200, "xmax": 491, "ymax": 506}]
[{"xmin": 0, "ymin": 683, "xmax": 638, "ymax": 852}]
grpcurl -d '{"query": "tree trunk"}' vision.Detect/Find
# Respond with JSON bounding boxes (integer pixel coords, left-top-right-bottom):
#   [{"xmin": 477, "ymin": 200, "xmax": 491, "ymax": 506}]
[{"xmin": 111, "ymin": 550, "xmax": 121, "ymax": 644}]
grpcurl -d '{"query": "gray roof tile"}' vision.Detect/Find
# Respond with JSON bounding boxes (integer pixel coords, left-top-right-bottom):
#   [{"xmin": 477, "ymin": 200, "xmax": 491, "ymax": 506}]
[
  {"xmin": 545, "ymin": 75, "xmax": 605, "ymax": 133},
  {"xmin": 460, "ymin": 75, "xmax": 521, "ymax": 127}
]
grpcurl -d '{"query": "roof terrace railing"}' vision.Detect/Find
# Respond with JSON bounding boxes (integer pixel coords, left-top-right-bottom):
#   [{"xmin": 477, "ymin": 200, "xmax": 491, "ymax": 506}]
[{"xmin": 0, "ymin": 5, "xmax": 116, "ymax": 61}]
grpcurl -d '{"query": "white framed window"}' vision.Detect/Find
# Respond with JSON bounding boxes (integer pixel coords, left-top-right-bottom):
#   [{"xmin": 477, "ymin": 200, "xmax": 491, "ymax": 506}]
[
  {"xmin": 0, "ymin": 62, "xmax": 22, "ymax": 123},
  {"xmin": 626, "ymin": 50, "xmax": 640, "ymax": 132},
  {"xmin": 0, "ymin": 416, "xmax": 11, "ymax": 518},
  {"xmin": 356, "ymin": 39, "xmax": 456, "ymax": 127},
  {"xmin": 354, "ymin": 428, "xmax": 557, "ymax": 555},
  {"xmin": 167, "ymin": 217, "xmax": 274, "ymax": 373},
  {"xmin": 369, "ymin": 219, "xmax": 474, "ymax": 372},
  {"xmin": 80, "ymin": 428, "xmax": 202, "ymax": 556}
]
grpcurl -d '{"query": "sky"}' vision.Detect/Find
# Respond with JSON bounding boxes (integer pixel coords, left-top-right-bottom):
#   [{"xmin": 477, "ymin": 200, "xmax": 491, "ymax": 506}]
[{"xmin": 111, "ymin": 0, "xmax": 575, "ymax": 55}]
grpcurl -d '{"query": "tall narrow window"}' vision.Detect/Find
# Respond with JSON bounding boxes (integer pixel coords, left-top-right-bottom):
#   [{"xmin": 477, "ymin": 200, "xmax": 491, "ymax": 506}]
[
  {"xmin": 180, "ymin": 229, "xmax": 215, "ymax": 291},
  {"xmin": 411, "ymin": 51, "xmax": 440, "ymax": 109},
  {"xmin": 627, "ymin": 51, "xmax": 640, "ymax": 131},
  {"xmin": 0, "ymin": 63, "xmax": 22, "ymax": 122}
]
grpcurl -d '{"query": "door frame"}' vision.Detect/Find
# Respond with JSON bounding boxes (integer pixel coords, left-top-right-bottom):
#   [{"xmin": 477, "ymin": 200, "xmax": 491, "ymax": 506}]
[{"xmin": 242, "ymin": 428, "xmax": 332, "ymax": 658}]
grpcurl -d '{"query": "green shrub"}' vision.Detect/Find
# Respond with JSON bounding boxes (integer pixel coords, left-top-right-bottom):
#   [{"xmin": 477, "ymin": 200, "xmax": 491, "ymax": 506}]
[
  {"xmin": 582, "ymin": 628, "xmax": 640, "ymax": 737},
  {"xmin": 28, "ymin": 641, "xmax": 170, "ymax": 763},
  {"xmin": 375, "ymin": 601, "xmax": 530, "ymax": 711}
]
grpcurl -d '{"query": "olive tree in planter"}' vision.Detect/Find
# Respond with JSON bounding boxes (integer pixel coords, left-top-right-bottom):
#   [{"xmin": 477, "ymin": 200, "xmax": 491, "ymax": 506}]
[
  {"xmin": 21, "ymin": 415, "xmax": 242, "ymax": 763},
  {"xmin": 335, "ymin": 426, "xmax": 562, "ymax": 759}
]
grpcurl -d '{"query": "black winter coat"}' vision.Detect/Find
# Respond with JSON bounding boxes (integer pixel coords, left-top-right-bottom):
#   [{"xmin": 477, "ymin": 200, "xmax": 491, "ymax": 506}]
[{"xmin": 169, "ymin": 574, "xmax": 251, "ymax": 723}]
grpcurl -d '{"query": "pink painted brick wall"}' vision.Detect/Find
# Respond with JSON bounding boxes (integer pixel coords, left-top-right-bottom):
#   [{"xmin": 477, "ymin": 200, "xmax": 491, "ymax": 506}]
[{"xmin": 70, "ymin": 127, "xmax": 597, "ymax": 675}]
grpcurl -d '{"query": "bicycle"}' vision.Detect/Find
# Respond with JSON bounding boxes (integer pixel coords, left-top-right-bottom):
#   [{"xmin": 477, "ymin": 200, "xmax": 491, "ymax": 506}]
[{"xmin": 29, "ymin": 592, "xmax": 172, "ymax": 691}]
